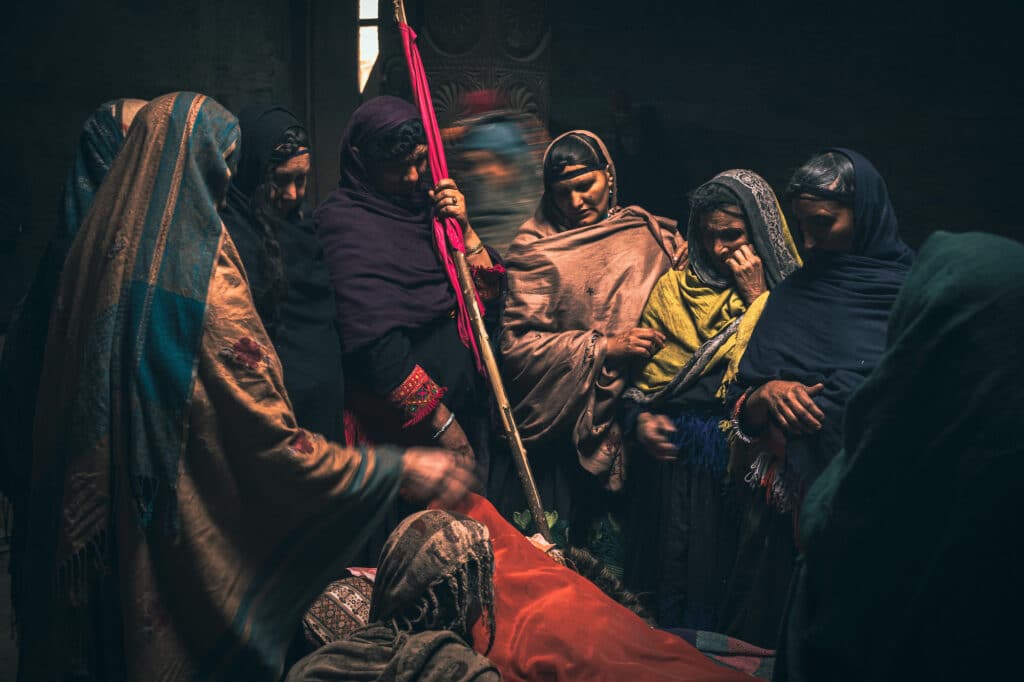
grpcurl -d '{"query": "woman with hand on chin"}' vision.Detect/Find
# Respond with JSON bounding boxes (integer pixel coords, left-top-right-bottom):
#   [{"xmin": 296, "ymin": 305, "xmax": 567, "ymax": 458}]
[{"xmin": 622, "ymin": 170, "xmax": 801, "ymax": 643}]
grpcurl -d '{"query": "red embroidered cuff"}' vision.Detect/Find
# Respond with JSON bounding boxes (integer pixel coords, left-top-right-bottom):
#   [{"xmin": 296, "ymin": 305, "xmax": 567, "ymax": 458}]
[
  {"xmin": 387, "ymin": 364, "xmax": 447, "ymax": 428},
  {"xmin": 471, "ymin": 263, "xmax": 506, "ymax": 301}
]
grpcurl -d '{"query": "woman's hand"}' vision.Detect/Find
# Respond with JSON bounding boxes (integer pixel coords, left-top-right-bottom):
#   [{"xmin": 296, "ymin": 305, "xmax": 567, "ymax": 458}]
[
  {"xmin": 637, "ymin": 412, "xmax": 678, "ymax": 462},
  {"xmin": 399, "ymin": 447, "xmax": 477, "ymax": 508},
  {"xmin": 429, "ymin": 404, "xmax": 475, "ymax": 468},
  {"xmin": 429, "ymin": 178, "xmax": 470, "ymax": 232},
  {"xmin": 746, "ymin": 380, "xmax": 825, "ymax": 435},
  {"xmin": 726, "ymin": 244, "xmax": 767, "ymax": 304},
  {"xmin": 606, "ymin": 328, "xmax": 666, "ymax": 363}
]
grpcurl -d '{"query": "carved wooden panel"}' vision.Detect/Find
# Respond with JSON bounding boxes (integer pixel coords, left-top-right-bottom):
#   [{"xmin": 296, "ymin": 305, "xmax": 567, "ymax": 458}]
[{"xmin": 380, "ymin": 0, "xmax": 550, "ymax": 125}]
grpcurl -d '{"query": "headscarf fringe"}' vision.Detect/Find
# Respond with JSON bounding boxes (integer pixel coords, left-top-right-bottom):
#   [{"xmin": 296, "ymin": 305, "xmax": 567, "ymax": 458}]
[
  {"xmin": 743, "ymin": 452, "xmax": 798, "ymax": 513},
  {"xmin": 54, "ymin": 528, "xmax": 108, "ymax": 608},
  {"xmin": 130, "ymin": 475, "xmax": 181, "ymax": 534}
]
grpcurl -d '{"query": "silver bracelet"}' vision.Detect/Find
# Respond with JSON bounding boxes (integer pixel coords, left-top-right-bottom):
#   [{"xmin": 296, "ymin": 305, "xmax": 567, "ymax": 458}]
[{"xmin": 431, "ymin": 412, "xmax": 456, "ymax": 440}]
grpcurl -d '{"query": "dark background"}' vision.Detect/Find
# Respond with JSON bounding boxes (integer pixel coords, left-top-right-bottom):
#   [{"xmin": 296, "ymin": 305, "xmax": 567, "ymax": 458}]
[{"xmin": 1, "ymin": 0, "xmax": 1021, "ymax": 331}]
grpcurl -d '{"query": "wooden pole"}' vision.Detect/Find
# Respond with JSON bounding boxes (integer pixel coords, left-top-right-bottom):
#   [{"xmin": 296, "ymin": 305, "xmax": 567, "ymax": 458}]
[{"xmin": 451, "ymin": 252, "xmax": 553, "ymax": 543}]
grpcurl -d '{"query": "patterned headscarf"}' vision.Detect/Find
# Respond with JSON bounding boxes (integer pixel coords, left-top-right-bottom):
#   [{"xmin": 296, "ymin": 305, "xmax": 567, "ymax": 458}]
[
  {"xmin": 686, "ymin": 169, "xmax": 801, "ymax": 291},
  {"xmin": 371, "ymin": 510, "xmax": 496, "ymax": 652}
]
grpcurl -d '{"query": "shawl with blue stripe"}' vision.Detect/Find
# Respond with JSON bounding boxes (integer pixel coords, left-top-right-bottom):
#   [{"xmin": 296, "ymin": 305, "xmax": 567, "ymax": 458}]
[{"xmin": 17, "ymin": 92, "xmax": 402, "ymax": 681}]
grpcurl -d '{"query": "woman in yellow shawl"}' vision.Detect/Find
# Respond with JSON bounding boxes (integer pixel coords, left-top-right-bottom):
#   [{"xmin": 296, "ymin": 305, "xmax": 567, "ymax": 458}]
[{"xmin": 622, "ymin": 169, "xmax": 800, "ymax": 646}]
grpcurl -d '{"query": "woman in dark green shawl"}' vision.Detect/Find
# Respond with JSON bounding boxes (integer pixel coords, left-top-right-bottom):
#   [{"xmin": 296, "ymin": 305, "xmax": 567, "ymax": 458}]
[
  {"xmin": 287, "ymin": 509, "xmax": 500, "ymax": 681},
  {"xmin": 775, "ymin": 231, "xmax": 1024, "ymax": 681}
]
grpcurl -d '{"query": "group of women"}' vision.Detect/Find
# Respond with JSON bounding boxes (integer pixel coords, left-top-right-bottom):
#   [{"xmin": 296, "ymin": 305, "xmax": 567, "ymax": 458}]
[{"xmin": 0, "ymin": 90, "xmax": 1019, "ymax": 681}]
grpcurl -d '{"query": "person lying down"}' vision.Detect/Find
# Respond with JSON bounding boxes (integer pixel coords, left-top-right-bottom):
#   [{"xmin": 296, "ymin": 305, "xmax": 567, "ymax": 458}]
[{"xmin": 289, "ymin": 496, "xmax": 757, "ymax": 681}]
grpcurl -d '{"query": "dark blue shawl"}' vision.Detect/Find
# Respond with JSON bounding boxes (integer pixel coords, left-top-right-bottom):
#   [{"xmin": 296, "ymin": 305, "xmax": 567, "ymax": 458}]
[{"xmin": 728, "ymin": 149, "xmax": 913, "ymax": 502}]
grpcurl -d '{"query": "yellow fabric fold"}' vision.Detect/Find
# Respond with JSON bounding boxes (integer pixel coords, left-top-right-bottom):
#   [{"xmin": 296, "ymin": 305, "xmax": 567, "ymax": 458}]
[{"xmin": 635, "ymin": 267, "xmax": 746, "ymax": 394}]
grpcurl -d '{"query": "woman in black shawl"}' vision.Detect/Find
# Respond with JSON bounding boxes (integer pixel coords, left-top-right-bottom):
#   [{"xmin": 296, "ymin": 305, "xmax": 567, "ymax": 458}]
[
  {"xmin": 220, "ymin": 105, "xmax": 346, "ymax": 442},
  {"xmin": 718, "ymin": 149, "xmax": 912, "ymax": 647},
  {"xmin": 286, "ymin": 509, "xmax": 500, "ymax": 682},
  {"xmin": 728, "ymin": 149, "xmax": 913, "ymax": 511},
  {"xmin": 315, "ymin": 97, "xmax": 504, "ymax": 559},
  {"xmin": 775, "ymin": 231, "xmax": 1024, "ymax": 681}
]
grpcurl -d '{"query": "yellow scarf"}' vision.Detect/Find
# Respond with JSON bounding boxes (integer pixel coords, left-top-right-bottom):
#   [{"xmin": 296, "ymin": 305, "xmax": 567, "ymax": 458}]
[{"xmin": 635, "ymin": 267, "xmax": 748, "ymax": 394}]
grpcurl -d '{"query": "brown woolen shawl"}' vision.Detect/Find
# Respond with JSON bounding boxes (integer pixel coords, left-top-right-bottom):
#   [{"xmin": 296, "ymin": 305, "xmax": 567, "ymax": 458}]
[{"xmin": 500, "ymin": 131, "xmax": 684, "ymax": 490}]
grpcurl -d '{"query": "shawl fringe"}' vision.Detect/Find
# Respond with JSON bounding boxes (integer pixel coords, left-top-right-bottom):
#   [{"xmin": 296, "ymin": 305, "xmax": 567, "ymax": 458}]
[{"xmin": 670, "ymin": 412, "xmax": 730, "ymax": 478}]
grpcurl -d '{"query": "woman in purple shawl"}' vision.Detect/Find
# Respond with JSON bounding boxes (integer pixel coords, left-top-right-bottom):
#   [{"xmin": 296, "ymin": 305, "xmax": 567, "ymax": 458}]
[{"xmin": 315, "ymin": 97, "xmax": 505, "ymax": 558}]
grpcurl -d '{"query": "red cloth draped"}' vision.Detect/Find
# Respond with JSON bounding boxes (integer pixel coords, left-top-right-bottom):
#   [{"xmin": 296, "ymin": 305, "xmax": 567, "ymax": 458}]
[
  {"xmin": 454, "ymin": 494, "xmax": 754, "ymax": 681},
  {"xmin": 399, "ymin": 23, "xmax": 484, "ymax": 372}
]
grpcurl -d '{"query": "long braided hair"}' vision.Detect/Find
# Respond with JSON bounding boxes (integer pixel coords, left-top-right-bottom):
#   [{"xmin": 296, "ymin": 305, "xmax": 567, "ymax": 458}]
[{"xmin": 250, "ymin": 124, "xmax": 309, "ymax": 337}]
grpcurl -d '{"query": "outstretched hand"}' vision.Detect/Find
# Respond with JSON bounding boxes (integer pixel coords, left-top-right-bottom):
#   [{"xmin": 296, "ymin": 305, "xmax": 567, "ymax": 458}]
[{"xmin": 399, "ymin": 447, "xmax": 477, "ymax": 508}]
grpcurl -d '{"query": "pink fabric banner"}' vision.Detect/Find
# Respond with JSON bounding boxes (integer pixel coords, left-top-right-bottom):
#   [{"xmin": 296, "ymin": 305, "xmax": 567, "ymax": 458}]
[{"xmin": 399, "ymin": 23, "xmax": 484, "ymax": 372}]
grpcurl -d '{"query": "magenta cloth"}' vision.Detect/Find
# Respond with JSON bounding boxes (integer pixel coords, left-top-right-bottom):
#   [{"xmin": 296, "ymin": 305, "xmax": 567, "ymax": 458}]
[{"xmin": 399, "ymin": 23, "xmax": 483, "ymax": 371}]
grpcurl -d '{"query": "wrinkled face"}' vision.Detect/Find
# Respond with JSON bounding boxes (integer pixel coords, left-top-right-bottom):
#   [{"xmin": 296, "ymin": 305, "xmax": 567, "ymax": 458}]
[
  {"xmin": 699, "ymin": 207, "xmax": 753, "ymax": 277},
  {"xmin": 364, "ymin": 144, "xmax": 429, "ymax": 196},
  {"xmin": 792, "ymin": 196, "xmax": 854, "ymax": 253},
  {"xmin": 549, "ymin": 166, "xmax": 610, "ymax": 228},
  {"xmin": 269, "ymin": 150, "xmax": 310, "ymax": 215}
]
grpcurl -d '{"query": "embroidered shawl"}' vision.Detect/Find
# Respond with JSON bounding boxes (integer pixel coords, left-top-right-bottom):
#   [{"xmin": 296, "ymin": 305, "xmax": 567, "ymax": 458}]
[
  {"xmin": 17, "ymin": 92, "xmax": 402, "ymax": 681},
  {"xmin": 500, "ymin": 131, "xmax": 683, "ymax": 489}
]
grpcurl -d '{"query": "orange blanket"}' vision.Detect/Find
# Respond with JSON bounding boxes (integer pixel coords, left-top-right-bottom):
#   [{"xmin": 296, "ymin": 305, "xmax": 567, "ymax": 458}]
[{"xmin": 457, "ymin": 494, "xmax": 752, "ymax": 681}]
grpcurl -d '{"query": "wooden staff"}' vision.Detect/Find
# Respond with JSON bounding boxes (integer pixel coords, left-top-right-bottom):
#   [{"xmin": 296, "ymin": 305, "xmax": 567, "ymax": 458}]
[
  {"xmin": 451, "ymin": 252, "xmax": 552, "ymax": 543},
  {"xmin": 392, "ymin": 0, "xmax": 551, "ymax": 542}
]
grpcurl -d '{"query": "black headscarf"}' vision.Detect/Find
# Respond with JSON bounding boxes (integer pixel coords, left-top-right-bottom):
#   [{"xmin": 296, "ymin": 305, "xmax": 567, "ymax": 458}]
[
  {"xmin": 314, "ymin": 96, "xmax": 455, "ymax": 354},
  {"xmin": 220, "ymin": 105, "xmax": 346, "ymax": 443},
  {"xmin": 776, "ymin": 231, "xmax": 1024, "ymax": 681},
  {"xmin": 728, "ymin": 149, "xmax": 913, "ymax": 508}
]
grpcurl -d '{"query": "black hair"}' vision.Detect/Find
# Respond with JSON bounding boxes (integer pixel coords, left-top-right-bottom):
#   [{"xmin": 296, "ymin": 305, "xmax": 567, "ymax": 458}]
[
  {"xmin": 252, "ymin": 124, "xmax": 309, "ymax": 337},
  {"xmin": 362, "ymin": 118, "xmax": 426, "ymax": 163},
  {"xmin": 784, "ymin": 150, "xmax": 855, "ymax": 204},
  {"xmin": 543, "ymin": 133, "xmax": 608, "ymax": 187},
  {"xmin": 688, "ymin": 182, "xmax": 745, "ymax": 221},
  {"xmin": 563, "ymin": 546, "xmax": 655, "ymax": 625}
]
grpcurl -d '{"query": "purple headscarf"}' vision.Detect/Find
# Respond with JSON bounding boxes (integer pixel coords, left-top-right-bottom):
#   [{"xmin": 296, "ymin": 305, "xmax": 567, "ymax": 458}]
[{"xmin": 315, "ymin": 96, "xmax": 456, "ymax": 353}]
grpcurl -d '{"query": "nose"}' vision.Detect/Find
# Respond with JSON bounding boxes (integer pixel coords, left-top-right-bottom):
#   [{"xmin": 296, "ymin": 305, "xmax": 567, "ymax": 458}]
[
  {"xmin": 571, "ymin": 191, "xmax": 587, "ymax": 211},
  {"xmin": 714, "ymin": 240, "xmax": 730, "ymax": 259},
  {"xmin": 281, "ymin": 182, "xmax": 297, "ymax": 201}
]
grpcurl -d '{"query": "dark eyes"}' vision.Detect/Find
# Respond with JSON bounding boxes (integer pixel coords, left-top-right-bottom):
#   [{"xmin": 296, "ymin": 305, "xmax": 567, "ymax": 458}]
[
  {"xmin": 274, "ymin": 173, "xmax": 307, "ymax": 188},
  {"xmin": 721, "ymin": 229, "xmax": 744, "ymax": 241},
  {"xmin": 556, "ymin": 179, "xmax": 594, "ymax": 197},
  {"xmin": 804, "ymin": 215, "xmax": 835, "ymax": 229}
]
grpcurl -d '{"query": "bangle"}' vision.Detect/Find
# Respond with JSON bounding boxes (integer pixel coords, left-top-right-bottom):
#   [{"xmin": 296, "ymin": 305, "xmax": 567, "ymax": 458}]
[
  {"xmin": 431, "ymin": 412, "xmax": 456, "ymax": 440},
  {"xmin": 465, "ymin": 241, "xmax": 485, "ymax": 256},
  {"xmin": 730, "ymin": 388, "xmax": 756, "ymax": 444}
]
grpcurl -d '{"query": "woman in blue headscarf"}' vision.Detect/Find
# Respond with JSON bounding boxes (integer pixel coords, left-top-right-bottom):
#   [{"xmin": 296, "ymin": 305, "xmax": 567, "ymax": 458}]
[
  {"xmin": 775, "ymin": 231, "xmax": 1024, "ymax": 681},
  {"xmin": 720, "ymin": 149, "xmax": 913, "ymax": 644},
  {"xmin": 727, "ymin": 149, "xmax": 913, "ymax": 512}
]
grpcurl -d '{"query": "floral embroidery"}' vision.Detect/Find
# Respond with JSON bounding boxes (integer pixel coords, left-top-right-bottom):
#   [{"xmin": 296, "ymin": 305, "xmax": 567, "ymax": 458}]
[
  {"xmin": 289, "ymin": 430, "xmax": 315, "ymax": 455},
  {"xmin": 222, "ymin": 337, "xmax": 266, "ymax": 370},
  {"xmin": 470, "ymin": 263, "xmax": 506, "ymax": 301},
  {"xmin": 387, "ymin": 364, "xmax": 447, "ymax": 428}
]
